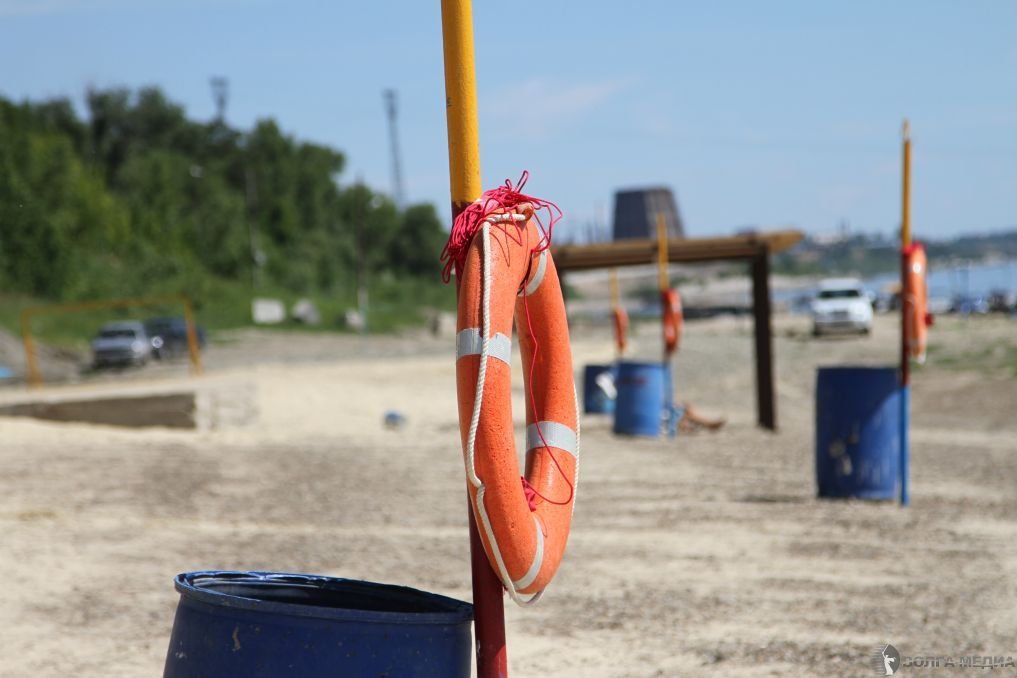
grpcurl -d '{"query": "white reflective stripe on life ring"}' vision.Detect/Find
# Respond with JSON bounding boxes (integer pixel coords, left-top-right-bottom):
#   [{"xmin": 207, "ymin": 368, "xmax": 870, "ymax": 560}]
[
  {"xmin": 525, "ymin": 420, "xmax": 578, "ymax": 458},
  {"xmin": 519, "ymin": 250, "xmax": 548, "ymax": 297},
  {"xmin": 456, "ymin": 328, "xmax": 512, "ymax": 366}
]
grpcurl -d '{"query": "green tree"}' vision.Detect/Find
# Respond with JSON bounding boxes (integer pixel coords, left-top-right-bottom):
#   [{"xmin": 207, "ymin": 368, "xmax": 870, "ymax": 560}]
[{"xmin": 0, "ymin": 85, "xmax": 450, "ymax": 322}]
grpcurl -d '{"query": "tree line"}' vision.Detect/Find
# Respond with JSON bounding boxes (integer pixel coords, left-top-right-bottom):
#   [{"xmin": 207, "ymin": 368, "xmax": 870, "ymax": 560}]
[{"xmin": 0, "ymin": 87, "xmax": 448, "ymax": 308}]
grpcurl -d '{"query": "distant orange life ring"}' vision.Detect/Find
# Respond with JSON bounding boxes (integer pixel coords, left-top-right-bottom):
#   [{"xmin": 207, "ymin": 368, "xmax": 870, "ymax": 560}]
[
  {"xmin": 612, "ymin": 307, "xmax": 629, "ymax": 354},
  {"xmin": 662, "ymin": 288, "xmax": 683, "ymax": 354},
  {"xmin": 904, "ymin": 243, "xmax": 931, "ymax": 363},
  {"xmin": 455, "ymin": 210, "xmax": 579, "ymax": 602}
]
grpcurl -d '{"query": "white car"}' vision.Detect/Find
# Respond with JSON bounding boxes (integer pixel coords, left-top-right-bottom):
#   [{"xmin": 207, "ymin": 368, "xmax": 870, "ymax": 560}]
[{"xmin": 811, "ymin": 278, "xmax": 873, "ymax": 336}]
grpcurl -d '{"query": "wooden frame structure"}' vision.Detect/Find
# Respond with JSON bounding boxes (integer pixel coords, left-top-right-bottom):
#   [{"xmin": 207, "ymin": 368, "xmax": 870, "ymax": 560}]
[
  {"xmin": 552, "ymin": 229, "xmax": 803, "ymax": 431},
  {"xmin": 20, "ymin": 295, "xmax": 203, "ymax": 387}
]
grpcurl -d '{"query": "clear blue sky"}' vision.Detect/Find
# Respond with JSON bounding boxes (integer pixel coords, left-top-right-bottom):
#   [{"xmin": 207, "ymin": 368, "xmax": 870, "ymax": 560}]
[{"xmin": 1, "ymin": 0, "xmax": 1014, "ymax": 240}]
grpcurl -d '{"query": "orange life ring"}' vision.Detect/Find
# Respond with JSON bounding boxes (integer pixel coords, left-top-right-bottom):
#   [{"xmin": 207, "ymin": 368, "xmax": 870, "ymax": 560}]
[
  {"xmin": 612, "ymin": 307, "xmax": 629, "ymax": 354},
  {"xmin": 455, "ymin": 210, "xmax": 579, "ymax": 602},
  {"xmin": 662, "ymin": 288, "xmax": 683, "ymax": 354},
  {"xmin": 904, "ymin": 243, "xmax": 931, "ymax": 363}
]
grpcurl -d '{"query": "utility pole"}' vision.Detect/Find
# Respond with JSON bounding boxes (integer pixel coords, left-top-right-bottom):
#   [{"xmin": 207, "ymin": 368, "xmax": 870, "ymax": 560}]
[
  {"xmin": 210, "ymin": 77, "xmax": 229, "ymax": 123},
  {"xmin": 355, "ymin": 177, "xmax": 369, "ymax": 334},
  {"xmin": 383, "ymin": 89, "xmax": 406, "ymax": 209},
  {"xmin": 245, "ymin": 167, "xmax": 261, "ymax": 292}
]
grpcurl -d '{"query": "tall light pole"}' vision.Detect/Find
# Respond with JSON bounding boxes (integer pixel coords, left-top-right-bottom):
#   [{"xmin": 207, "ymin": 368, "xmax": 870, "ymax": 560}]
[
  {"xmin": 210, "ymin": 77, "xmax": 229, "ymax": 123},
  {"xmin": 383, "ymin": 89, "xmax": 406, "ymax": 209}
]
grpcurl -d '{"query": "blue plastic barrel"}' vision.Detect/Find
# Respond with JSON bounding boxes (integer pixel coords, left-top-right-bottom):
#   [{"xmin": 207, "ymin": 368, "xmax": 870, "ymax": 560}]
[
  {"xmin": 583, "ymin": 364, "xmax": 617, "ymax": 414},
  {"xmin": 816, "ymin": 366, "xmax": 901, "ymax": 499},
  {"xmin": 613, "ymin": 361, "xmax": 670, "ymax": 437},
  {"xmin": 164, "ymin": 571, "xmax": 473, "ymax": 678}
]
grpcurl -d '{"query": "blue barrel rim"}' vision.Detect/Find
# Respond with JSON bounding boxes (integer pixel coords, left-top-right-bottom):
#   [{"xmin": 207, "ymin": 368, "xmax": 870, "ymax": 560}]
[
  {"xmin": 583, "ymin": 363, "xmax": 617, "ymax": 414},
  {"xmin": 616, "ymin": 359, "xmax": 664, "ymax": 369},
  {"xmin": 174, "ymin": 570, "xmax": 473, "ymax": 626},
  {"xmin": 816, "ymin": 364, "xmax": 900, "ymax": 374}
]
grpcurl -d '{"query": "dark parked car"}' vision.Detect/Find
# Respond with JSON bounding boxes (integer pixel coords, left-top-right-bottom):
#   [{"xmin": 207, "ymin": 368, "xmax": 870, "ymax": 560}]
[
  {"xmin": 950, "ymin": 295, "xmax": 989, "ymax": 316},
  {"xmin": 144, "ymin": 317, "xmax": 207, "ymax": 359},
  {"xmin": 987, "ymin": 289, "xmax": 1016, "ymax": 313}
]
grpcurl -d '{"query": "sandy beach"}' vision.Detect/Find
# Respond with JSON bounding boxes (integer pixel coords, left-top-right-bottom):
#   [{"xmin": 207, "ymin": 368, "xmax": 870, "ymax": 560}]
[{"xmin": 1, "ymin": 311, "xmax": 1015, "ymax": 676}]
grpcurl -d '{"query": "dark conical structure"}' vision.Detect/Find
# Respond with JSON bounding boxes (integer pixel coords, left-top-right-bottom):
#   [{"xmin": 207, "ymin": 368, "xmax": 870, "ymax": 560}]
[{"xmin": 611, "ymin": 187, "xmax": 684, "ymax": 241}]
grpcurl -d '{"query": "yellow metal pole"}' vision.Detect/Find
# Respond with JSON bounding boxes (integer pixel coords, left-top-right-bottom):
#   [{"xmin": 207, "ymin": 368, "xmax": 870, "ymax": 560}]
[
  {"xmin": 899, "ymin": 118, "xmax": 912, "ymax": 506},
  {"xmin": 610, "ymin": 268, "xmax": 623, "ymax": 357},
  {"xmin": 440, "ymin": 3, "xmax": 506, "ymax": 676},
  {"xmin": 609, "ymin": 268, "xmax": 620, "ymax": 310},
  {"xmin": 656, "ymin": 212, "xmax": 672, "ymax": 364},
  {"xmin": 656, "ymin": 212, "xmax": 669, "ymax": 291},
  {"xmin": 181, "ymin": 298, "xmax": 204, "ymax": 376},
  {"xmin": 441, "ymin": 0, "xmax": 482, "ymax": 213},
  {"xmin": 902, "ymin": 119, "xmax": 911, "ymax": 247},
  {"xmin": 20, "ymin": 310, "xmax": 42, "ymax": 387},
  {"xmin": 900, "ymin": 120, "xmax": 912, "ymax": 373}
]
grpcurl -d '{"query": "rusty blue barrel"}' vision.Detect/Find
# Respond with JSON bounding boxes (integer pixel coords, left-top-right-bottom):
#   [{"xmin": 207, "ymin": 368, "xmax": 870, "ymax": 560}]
[
  {"xmin": 583, "ymin": 363, "xmax": 617, "ymax": 414},
  {"xmin": 164, "ymin": 571, "xmax": 473, "ymax": 677},
  {"xmin": 815, "ymin": 366, "xmax": 901, "ymax": 499},
  {"xmin": 614, "ymin": 361, "xmax": 671, "ymax": 437}
]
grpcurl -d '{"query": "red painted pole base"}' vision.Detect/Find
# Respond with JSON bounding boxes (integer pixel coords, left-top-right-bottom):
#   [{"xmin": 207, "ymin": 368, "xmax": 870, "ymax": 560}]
[{"xmin": 469, "ymin": 504, "xmax": 507, "ymax": 677}]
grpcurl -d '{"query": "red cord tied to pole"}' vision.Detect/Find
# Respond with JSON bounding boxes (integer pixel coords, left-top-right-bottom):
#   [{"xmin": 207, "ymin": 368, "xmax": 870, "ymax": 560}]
[{"xmin": 440, "ymin": 171, "xmax": 562, "ymax": 284}]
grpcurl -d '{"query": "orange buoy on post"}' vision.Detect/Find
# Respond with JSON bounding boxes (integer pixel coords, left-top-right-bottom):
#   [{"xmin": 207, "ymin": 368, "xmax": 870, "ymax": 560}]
[
  {"xmin": 609, "ymin": 268, "xmax": 627, "ymax": 356},
  {"xmin": 903, "ymin": 242, "xmax": 931, "ymax": 364},
  {"xmin": 662, "ymin": 288, "xmax": 683, "ymax": 354},
  {"xmin": 612, "ymin": 307, "xmax": 629, "ymax": 355},
  {"xmin": 444, "ymin": 178, "xmax": 579, "ymax": 603},
  {"xmin": 654, "ymin": 212, "xmax": 683, "ymax": 357}
]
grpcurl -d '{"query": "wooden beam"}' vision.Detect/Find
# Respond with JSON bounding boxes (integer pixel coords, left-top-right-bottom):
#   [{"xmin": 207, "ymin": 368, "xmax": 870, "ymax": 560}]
[
  {"xmin": 751, "ymin": 248, "xmax": 777, "ymax": 431},
  {"xmin": 552, "ymin": 230, "xmax": 796, "ymax": 432},
  {"xmin": 552, "ymin": 229, "xmax": 803, "ymax": 272}
]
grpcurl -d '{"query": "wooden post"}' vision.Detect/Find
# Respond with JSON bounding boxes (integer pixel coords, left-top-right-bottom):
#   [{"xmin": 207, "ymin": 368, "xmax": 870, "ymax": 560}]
[
  {"xmin": 20, "ymin": 310, "xmax": 42, "ymax": 388},
  {"xmin": 440, "ymin": 1, "xmax": 507, "ymax": 675},
  {"xmin": 181, "ymin": 298, "xmax": 204, "ymax": 376},
  {"xmin": 751, "ymin": 249, "xmax": 777, "ymax": 431}
]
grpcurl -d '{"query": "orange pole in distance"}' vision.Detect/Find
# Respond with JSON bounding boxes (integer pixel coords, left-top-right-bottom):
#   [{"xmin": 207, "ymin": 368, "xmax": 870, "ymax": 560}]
[
  {"xmin": 656, "ymin": 212, "xmax": 669, "ymax": 291},
  {"xmin": 657, "ymin": 212, "xmax": 671, "ymax": 361},
  {"xmin": 900, "ymin": 120, "xmax": 912, "ymax": 387},
  {"xmin": 181, "ymin": 298, "xmax": 204, "ymax": 376},
  {"xmin": 610, "ymin": 268, "xmax": 624, "ymax": 357},
  {"xmin": 901, "ymin": 120, "xmax": 912, "ymax": 250},
  {"xmin": 899, "ymin": 119, "xmax": 912, "ymax": 506},
  {"xmin": 20, "ymin": 310, "xmax": 42, "ymax": 387}
]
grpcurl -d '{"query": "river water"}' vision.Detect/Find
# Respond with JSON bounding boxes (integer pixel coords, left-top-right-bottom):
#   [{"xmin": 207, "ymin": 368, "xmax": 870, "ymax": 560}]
[{"xmin": 867, "ymin": 258, "xmax": 1017, "ymax": 300}]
